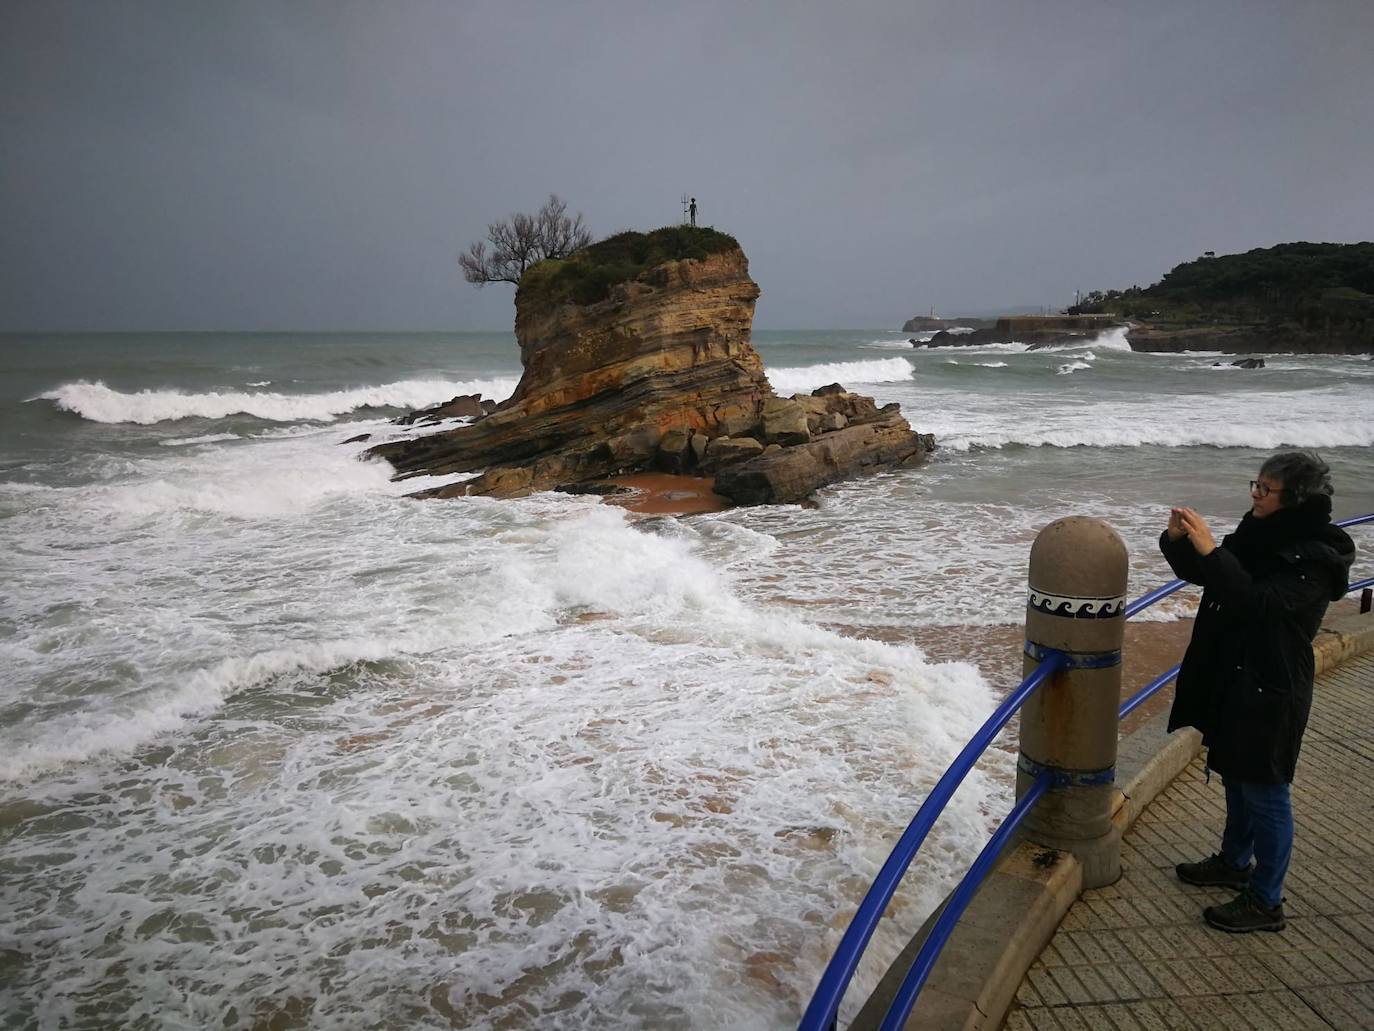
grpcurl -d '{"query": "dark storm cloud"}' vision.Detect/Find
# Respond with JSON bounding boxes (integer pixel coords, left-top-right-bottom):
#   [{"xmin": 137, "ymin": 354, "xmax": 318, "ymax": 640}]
[{"xmin": 3, "ymin": 0, "xmax": 1372, "ymax": 330}]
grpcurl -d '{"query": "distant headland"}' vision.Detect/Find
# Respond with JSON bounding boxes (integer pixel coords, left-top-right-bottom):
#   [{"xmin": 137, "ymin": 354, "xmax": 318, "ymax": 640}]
[
  {"xmin": 906, "ymin": 242, "xmax": 1374, "ymax": 354},
  {"xmin": 1075, "ymin": 241, "xmax": 1374, "ymax": 355}
]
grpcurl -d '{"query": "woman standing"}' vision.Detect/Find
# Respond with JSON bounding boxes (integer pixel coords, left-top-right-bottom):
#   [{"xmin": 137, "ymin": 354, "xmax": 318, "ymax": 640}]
[{"xmin": 1162, "ymin": 451, "xmax": 1355, "ymax": 933}]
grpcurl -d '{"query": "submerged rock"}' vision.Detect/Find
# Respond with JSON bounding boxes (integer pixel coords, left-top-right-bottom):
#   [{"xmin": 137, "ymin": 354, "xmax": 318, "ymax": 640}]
[
  {"xmin": 367, "ymin": 228, "xmax": 931, "ymax": 503},
  {"xmin": 394, "ymin": 394, "xmax": 487, "ymax": 424}
]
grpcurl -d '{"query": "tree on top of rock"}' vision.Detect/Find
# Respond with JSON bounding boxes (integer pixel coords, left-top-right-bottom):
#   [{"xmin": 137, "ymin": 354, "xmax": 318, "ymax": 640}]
[{"xmin": 459, "ymin": 194, "xmax": 593, "ymax": 286}]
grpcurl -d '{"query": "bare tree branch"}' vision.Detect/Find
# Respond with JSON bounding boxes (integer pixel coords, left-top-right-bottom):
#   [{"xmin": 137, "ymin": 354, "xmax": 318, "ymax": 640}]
[{"xmin": 459, "ymin": 194, "xmax": 593, "ymax": 286}]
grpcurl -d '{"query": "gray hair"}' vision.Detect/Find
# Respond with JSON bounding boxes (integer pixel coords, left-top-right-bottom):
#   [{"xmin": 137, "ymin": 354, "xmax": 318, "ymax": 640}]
[{"xmin": 1259, "ymin": 451, "xmax": 1333, "ymax": 508}]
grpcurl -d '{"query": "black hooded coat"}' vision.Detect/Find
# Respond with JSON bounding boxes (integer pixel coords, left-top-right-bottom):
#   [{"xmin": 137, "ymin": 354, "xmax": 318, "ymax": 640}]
[{"xmin": 1161, "ymin": 495, "xmax": 1355, "ymax": 784}]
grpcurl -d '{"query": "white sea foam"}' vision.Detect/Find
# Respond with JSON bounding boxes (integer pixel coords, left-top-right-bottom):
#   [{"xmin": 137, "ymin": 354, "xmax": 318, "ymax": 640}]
[
  {"xmin": 0, "ymin": 481, "xmax": 52, "ymax": 494},
  {"xmin": 92, "ymin": 447, "xmax": 395, "ymax": 521},
  {"xmin": 1056, "ymin": 361, "xmax": 1092, "ymax": 375},
  {"xmin": 1, "ymin": 441, "xmax": 1010, "ymax": 1027},
  {"xmin": 927, "ymin": 405, "xmax": 1374, "ymax": 452},
  {"xmin": 38, "ymin": 376, "xmax": 521, "ymax": 425},
  {"xmin": 920, "ymin": 341, "xmax": 1030, "ymax": 353},
  {"xmin": 767, "ymin": 357, "xmax": 914, "ymax": 394},
  {"xmin": 160, "ymin": 433, "xmax": 240, "ymax": 447}
]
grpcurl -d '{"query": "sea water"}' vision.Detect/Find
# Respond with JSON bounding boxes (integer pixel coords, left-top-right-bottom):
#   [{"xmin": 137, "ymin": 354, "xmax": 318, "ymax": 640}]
[{"xmin": 2, "ymin": 330, "xmax": 1372, "ymax": 1029}]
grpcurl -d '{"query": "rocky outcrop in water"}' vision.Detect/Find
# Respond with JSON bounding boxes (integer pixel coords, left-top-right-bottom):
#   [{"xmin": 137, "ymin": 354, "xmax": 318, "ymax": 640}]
[
  {"xmin": 1126, "ymin": 324, "xmax": 1373, "ymax": 355},
  {"xmin": 366, "ymin": 232, "xmax": 932, "ymax": 504},
  {"xmin": 914, "ymin": 316, "xmax": 1123, "ymax": 350},
  {"xmin": 714, "ymin": 391, "xmax": 932, "ymax": 505}
]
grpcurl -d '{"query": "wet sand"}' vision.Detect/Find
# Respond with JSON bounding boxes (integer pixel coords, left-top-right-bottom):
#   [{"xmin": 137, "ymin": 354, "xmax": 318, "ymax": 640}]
[{"xmin": 603, "ymin": 472, "xmax": 733, "ymax": 516}]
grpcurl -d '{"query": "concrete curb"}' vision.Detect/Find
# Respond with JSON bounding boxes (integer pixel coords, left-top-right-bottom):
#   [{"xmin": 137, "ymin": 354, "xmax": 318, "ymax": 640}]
[
  {"xmin": 853, "ymin": 608, "xmax": 1374, "ymax": 1031},
  {"xmin": 1313, "ymin": 608, "xmax": 1374, "ymax": 676}
]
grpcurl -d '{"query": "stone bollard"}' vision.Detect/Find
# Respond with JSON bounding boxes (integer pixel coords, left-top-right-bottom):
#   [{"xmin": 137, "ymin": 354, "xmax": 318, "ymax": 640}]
[{"xmin": 1017, "ymin": 516, "xmax": 1128, "ymax": 889}]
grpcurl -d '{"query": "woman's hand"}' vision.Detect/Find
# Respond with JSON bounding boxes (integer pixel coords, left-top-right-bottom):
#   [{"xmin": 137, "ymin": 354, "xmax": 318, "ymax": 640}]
[
  {"xmin": 1178, "ymin": 507, "xmax": 1216, "ymax": 556},
  {"xmin": 1167, "ymin": 508, "xmax": 1187, "ymax": 542}
]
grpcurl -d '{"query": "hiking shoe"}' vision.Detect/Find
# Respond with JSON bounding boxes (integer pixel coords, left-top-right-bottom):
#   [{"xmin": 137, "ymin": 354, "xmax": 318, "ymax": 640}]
[
  {"xmin": 1176, "ymin": 853, "xmax": 1251, "ymax": 889},
  {"xmin": 1204, "ymin": 890, "xmax": 1285, "ymax": 933}
]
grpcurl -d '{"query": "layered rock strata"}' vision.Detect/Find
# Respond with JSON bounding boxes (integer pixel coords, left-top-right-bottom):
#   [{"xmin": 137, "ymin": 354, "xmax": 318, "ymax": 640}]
[
  {"xmin": 366, "ymin": 243, "xmax": 931, "ymax": 504},
  {"xmin": 713, "ymin": 392, "xmax": 933, "ymax": 505}
]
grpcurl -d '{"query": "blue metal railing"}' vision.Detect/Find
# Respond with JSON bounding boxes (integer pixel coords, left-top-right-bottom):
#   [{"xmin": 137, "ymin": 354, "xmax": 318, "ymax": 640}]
[
  {"xmin": 796, "ymin": 651, "xmax": 1065, "ymax": 1031},
  {"xmin": 801, "ymin": 511, "xmax": 1372, "ymax": 1031}
]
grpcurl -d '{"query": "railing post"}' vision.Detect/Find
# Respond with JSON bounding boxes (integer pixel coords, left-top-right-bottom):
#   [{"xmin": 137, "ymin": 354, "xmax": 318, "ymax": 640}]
[{"xmin": 1018, "ymin": 516, "xmax": 1128, "ymax": 888}]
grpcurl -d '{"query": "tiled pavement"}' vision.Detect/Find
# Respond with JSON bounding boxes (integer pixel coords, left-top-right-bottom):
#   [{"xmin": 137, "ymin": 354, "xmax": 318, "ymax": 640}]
[{"xmin": 1006, "ymin": 652, "xmax": 1374, "ymax": 1031}]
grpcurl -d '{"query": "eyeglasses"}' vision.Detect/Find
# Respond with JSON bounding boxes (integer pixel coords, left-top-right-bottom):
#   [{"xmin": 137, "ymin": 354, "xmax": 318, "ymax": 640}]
[{"xmin": 1249, "ymin": 480, "xmax": 1274, "ymax": 498}]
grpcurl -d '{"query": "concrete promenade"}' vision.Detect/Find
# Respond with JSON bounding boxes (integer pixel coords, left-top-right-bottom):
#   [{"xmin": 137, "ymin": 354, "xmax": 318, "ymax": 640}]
[
  {"xmin": 854, "ymin": 611, "xmax": 1374, "ymax": 1031},
  {"xmin": 1006, "ymin": 650, "xmax": 1374, "ymax": 1031}
]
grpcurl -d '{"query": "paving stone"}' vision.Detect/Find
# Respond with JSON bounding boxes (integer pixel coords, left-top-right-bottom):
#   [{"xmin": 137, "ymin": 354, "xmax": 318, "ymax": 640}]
[
  {"xmin": 1175, "ymin": 994, "xmax": 1251, "ymax": 1031},
  {"xmin": 1091, "ymin": 962, "xmax": 1144, "ymax": 1003},
  {"xmin": 1075, "ymin": 964, "xmax": 1120, "ymax": 1004},
  {"xmin": 1052, "ymin": 1008, "xmax": 1097, "ymax": 1031},
  {"xmin": 1054, "ymin": 932, "xmax": 1090, "ymax": 966},
  {"xmin": 1013, "ymin": 975, "xmax": 1043, "ymax": 1008},
  {"xmin": 1047, "ymin": 966, "xmax": 1094, "ymax": 1005},
  {"xmin": 1136, "ymin": 997, "xmax": 1202, "ymax": 1030},
  {"xmin": 1028, "ymin": 967, "xmax": 1067, "ymax": 1006},
  {"xmin": 1208, "ymin": 954, "xmax": 1270, "ymax": 993},
  {"xmin": 1118, "ymin": 961, "xmax": 1164, "ymax": 999},
  {"xmin": 1259, "ymin": 947, "xmax": 1335, "ymax": 989},
  {"xmin": 1297, "ymin": 982, "xmax": 1374, "ymax": 1031},
  {"xmin": 1271, "ymin": 986, "xmax": 1343, "ymax": 1028}
]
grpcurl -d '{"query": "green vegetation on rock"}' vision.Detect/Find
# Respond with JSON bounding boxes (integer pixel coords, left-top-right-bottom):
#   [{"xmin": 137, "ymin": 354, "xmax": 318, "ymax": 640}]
[
  {"xmin": 518, "ymin": 226, "xmax": 741, "ymax": 308},
  {"xmin": 1067, "ymin": 242, "xmax": 1374, "ymax": 331}
]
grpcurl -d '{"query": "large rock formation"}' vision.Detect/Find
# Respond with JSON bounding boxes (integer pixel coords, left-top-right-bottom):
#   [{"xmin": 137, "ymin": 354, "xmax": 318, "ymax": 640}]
[{"xmin": 366, "ymin": 229, "xmax": 932, "ymax": 504}]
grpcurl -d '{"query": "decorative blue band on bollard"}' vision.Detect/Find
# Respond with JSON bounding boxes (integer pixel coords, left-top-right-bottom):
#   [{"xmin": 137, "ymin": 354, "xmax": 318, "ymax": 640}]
[
  {"xmin": 1017, "ymin": 753, "xmax": 1117, "ymax": 788},
  {"xmin": 1022, "ymin": 641, "xmax": 1121, "ymax": 670},
  {"xmin": 1026, "ymin": 588, "xmax": 1126, "ymax": 619}
]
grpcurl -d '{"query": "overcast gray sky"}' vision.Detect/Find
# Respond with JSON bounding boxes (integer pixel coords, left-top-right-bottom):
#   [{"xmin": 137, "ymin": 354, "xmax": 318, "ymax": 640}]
[{"xmin": 4, "ymin": 0, "xmax": 1372, "ymax": 331}]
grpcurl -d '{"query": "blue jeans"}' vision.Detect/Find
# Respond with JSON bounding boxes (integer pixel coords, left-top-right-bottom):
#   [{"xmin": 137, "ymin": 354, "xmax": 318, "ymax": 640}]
[{"xmin": 1220, "ymin": 777, "xmax": 1293, "ymax": 908}]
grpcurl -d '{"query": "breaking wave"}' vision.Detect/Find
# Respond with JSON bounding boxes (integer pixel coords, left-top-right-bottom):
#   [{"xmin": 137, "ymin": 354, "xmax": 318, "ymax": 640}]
[
  {"xmin": 933, "ymin": 417, "xmax": 1374, "ymax": 452},
  {"xmin": 767, "ymin": 357, "xmax": 914, "ymax": 395},
  {"xmin": 37, "ymin": 377, "xmax": 521, "ymax": 425}
]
